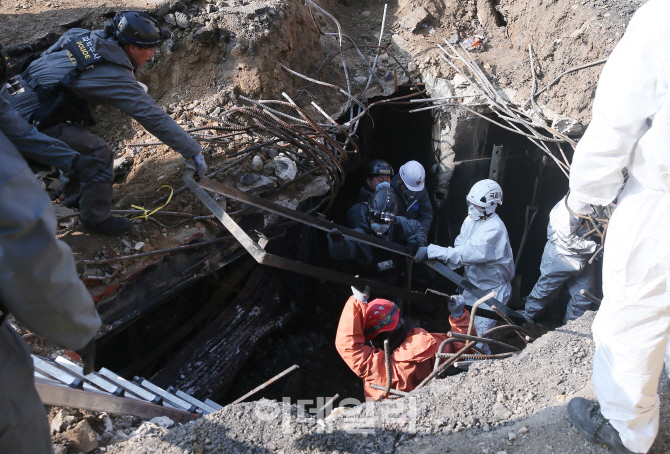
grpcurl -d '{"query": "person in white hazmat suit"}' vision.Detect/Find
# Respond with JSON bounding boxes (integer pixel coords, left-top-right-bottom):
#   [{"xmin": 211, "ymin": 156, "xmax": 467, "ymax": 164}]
[
  {"xmin": 414, "ymin": 179, "xmax": 514, "ymax": 354},
  {"xmin": 523, "ymin": 195, "xmax": 598, "ymax": 324},
  {"xmin": 565, "ymin": 1, "xmax": 670, "ymax": 453}
]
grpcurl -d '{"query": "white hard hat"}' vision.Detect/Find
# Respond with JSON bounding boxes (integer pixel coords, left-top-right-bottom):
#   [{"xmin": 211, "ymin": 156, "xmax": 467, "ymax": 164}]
[
  {"xmin": 399, "ymin": 160, "xmax": 425, "ymax": 191},
  {"xmin": 467, "ymin": 179, "xmax": 503, "ymax": 208}
]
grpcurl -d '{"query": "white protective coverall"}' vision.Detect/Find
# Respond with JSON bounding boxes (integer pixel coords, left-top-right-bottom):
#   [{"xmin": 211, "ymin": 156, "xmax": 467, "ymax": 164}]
[
  {"xmin": 523, "ymin": 197, "xmax": 598, "ymax": 323},
  {"xmin": 568, "ymin": 1, "xmax": 670, "ymax": 451},
  {"xmin": 426, "ymin": 213, "xmax": 514, "ymax": 354}
]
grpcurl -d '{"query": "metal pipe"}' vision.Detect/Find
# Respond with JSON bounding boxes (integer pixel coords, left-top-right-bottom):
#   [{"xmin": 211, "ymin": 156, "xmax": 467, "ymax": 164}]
[
  {"xmin": 449, "ymin": 332, "xmax": 520, "ymax": 352},
  {"xmin": 467, "ymin": 291, "xmax": 496, "ymax": 336},
  {"xmin": 316, "ymin": 394, "xmax": 339, "ymax": 417},
  {"xmin": 230, "ymin": 365, "xmax": 299, "ymax": 405},
  {"xmin": 580, "ymin": 289, "xmax": 601, "ymax": 305},
  {"xmin": 370, "ymin": 384, "xmax": 409, "ymax": 397}
]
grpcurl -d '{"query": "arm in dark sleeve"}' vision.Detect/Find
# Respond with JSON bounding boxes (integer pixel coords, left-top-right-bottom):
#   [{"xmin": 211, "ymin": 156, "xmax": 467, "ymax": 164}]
[
  {"xmin": 416, "ymin": 189, "xmax": 433, "ymax": 232},
  {"xmin": 328, "ymin": 228, "xmax": 374, "ymax": 266},
  {"xmin": 400, "ymin": 217, "xmax": 427, "ymax": 246},
  {"xmin": 0, "ymin": 134, "xmax": 101, "ymax": 350},
  {"xmin": 346, "ymin": 203, "xmax": 367, "ymax": 230},
  {"xmin": 70, "ymin": 70, "xmax": 202, "ymax": 159},
  {"xmin": 0, "ymin": 98, "xmax": 78, "ymax": 171}
]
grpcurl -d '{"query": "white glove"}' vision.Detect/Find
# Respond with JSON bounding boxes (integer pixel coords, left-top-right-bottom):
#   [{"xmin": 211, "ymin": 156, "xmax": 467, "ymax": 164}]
[{"xmin": 351, "ymin": 284, "xmax": 370, "ymax": 303}]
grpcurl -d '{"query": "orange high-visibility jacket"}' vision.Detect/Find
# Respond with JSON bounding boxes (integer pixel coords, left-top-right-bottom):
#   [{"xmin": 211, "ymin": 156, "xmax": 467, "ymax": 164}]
[{"xmin": 335, "ymin": 296, "xmax": 474, "ymax": 400}]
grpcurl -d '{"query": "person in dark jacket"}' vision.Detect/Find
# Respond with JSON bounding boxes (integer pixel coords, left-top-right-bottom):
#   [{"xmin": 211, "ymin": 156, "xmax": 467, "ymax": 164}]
[
  {"xmin": 1, "ymin": 11, "xmax": 207, "ymax": 235},
  {"xmin": 0, "ymin": 94, "xmax": 101, "ymax": 454},
  {"xmin": 329, "ymin": 186, "xmax": 426, "ymax": 287},
  {"xmin": 346, "ymin": 159, "xmax": 394, "ymax": 228},
  {"xmin": 390, "ymin": 160, "xmax": 433, "ymax": 233}
]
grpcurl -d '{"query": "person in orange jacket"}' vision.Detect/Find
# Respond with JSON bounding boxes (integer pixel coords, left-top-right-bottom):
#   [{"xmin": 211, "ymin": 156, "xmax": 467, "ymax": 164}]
[{"xmin": 335, "ymin": 285, "xmax": 475, "ymax": 400}]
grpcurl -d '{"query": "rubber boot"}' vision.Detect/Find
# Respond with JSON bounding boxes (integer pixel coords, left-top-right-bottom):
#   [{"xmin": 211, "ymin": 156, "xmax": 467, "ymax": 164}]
[
  {"xmin": 567, "ymin": 397, "xmax": 635, "ymax": 454},
  {"xmin": 81, "ymin": 216, "xmax": 133, "ymax": 235}
]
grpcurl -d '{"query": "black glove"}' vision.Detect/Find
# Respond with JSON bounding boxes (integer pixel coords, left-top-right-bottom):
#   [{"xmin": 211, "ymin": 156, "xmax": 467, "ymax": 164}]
[
  {"xmin": 406, "ymin": 241, "xmax": 420, "ymax": 256},
  {"xmin": 77, "ymin": 339, "xmax": 96, "ymax": 375},
  {"xmin": 329, "ymin": 228, "xmax": 344, "ymax": 243},
  {"xmin": 72, "ymin": 155, "xmax": 113, "ymax": 183}
]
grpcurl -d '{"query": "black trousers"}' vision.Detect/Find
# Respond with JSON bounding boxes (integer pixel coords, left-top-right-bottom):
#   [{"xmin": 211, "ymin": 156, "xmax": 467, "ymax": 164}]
[
  {"xmin": 43, "ymin": 124, "xmax": 113, "ymax": 224},
  {"xmin": 0, "ymin": 323, "xmax": 54, "ymax": 454}
]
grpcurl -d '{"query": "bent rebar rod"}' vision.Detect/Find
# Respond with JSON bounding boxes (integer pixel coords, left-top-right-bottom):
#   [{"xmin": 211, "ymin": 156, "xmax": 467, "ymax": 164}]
[
  {"xmin": 467, "ymin": 291, "xmax": 496, "ymax": 336},
  {"xmin": 378, "ymin": 339, "xmax": 392, "ymax": 401},
  {"xmin": 449, "ymin": 332, "xmax": 519, "ymax": 352}
]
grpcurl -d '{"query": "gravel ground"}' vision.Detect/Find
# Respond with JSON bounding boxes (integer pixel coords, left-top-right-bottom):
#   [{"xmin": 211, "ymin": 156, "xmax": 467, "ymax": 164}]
[{"xmin": 101, "ymin": 311, "xmax": 670, "ymax": 454}]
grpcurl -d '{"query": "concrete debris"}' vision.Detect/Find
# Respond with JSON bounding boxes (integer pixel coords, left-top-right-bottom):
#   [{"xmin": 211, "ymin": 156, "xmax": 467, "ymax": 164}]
[
  {"xmin": 397, "ymin": 6, "xmax": 434, "ymax": 33},
  {"xmin": 251, "ymin": 155, "xmax": 264, "ymax": 172},
  {"xmin": 164, "ymin": 13, "xmax": 176, "ymax": 26},
  {"xmin": 239, "ymin": 174, "xmax": 277, "ymax": 192},
  {"xmin": 149, "ymin": 416, "xmax": 175, "ymax": 428},
  {"xmin": 61, "ymin": 419, "xmax": 98, "ymax": 454},
  {"xmin": 174, "ymin": 12, "xmax": 190, "ymax": 29},
  {"xmin": 113, "ymin": 156, "xmax": 133, "ymax": 176},
  {"xmin": 273, "ymin": 156, "xmax": 298, "ymax": 182}
]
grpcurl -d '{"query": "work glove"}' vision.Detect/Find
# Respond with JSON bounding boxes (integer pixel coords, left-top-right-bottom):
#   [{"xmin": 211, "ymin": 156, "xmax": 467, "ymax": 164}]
[
  {"xmin": 328, "ymin": 228, "xmax": 344, "ymax": 243},
  {"xmin": 351, "ymin": 283, "xmax": 370, "ymax": 303},
  {"xmin": 414, "ymin": 246, "xmax": 428, "ymax": 263},
  {"xmin": 193, "ymin": 153, "xmax": 207, "ymax": 179},
  {"xmin": 72, "ymin": 155, "xmax": 113, "ymax": 183},
  {"xmin": 77, "ymin": 339, "xmax": 96, "ymax": 375},
  {"xmin": 448, "ymin": 295, "xmax": 465, "ymax": 318},
  {"xmin": 406, "ymin": 240, "xmax": 420, "ymax": 256}
]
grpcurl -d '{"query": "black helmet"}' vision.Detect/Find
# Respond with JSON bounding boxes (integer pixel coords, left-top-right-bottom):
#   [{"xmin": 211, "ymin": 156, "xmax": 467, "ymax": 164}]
[
  {"xmin": 368, "ymin": 186, "xmax": 398, "ymax": 223},
  {"xmin": 366, "ymin": 159, "xmax": 394, "ymax": 177},
  {"xmin": 0, "ymin": 42, "xmax": 9, "ymax": 83},
  {"xmin": 106, "ymin": 11, "xmax": 171, "ymax": 48}
]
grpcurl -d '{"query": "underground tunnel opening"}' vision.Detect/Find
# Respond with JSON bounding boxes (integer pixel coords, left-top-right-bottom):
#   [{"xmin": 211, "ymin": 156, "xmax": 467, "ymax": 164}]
[{"xmin": 93, "ymin": 91, "xmax": 594, "ymax": 415}]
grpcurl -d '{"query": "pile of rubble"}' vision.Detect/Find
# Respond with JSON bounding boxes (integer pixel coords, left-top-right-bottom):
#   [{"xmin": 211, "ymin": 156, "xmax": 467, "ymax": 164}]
[
  {"xmin": 47, "ymin": 407, "xmax": 179, "ymax": 454},
  {"xmin": 95, "ymin": 312, "xmax": 670, "ymax": 454}
]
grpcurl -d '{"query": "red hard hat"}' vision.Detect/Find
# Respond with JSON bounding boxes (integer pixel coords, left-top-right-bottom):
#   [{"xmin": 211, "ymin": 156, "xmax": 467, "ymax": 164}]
[{"xmin": 364, "ymin": 299, "xmax": 400, "ymax": 340}]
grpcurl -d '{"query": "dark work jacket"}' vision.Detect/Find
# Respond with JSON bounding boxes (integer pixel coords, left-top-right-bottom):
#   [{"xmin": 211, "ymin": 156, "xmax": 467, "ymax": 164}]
[
  {"xmin": 390, "ymin": 174, "xmax": 433, "ymax": 232},
  {"xmin": 346, "ymin": 185, "xmax": 374, "ymax": 229},
  {"xmin": 1, "ymin": 28, "xmax": 201, "ymax": 169},
  {"xmin": 328, "ymin": 216, "xmax": 427, "ymax": 285}
]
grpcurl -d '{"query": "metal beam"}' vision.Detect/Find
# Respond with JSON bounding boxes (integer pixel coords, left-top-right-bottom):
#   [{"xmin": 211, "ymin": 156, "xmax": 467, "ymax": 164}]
[
  {"xmin": 184, "ymin": 171, "xmax": 524, "ymax": 324},
  {"xmin": 34, "ymin": 379, "xmax": 195, "ymax": 424}
]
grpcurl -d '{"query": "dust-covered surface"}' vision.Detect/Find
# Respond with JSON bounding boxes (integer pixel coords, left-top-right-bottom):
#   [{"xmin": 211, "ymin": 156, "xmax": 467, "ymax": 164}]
[{"xmin": 95, "ymin": 312, "xmax": 670, "ymax": 453}]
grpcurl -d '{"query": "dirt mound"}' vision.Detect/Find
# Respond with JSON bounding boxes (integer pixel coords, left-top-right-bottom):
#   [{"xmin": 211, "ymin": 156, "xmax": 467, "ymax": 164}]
[{"xmin": 101, "ymin": 311, "xmax": 670, "ymax": 453}]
